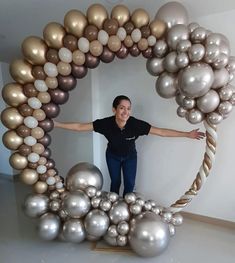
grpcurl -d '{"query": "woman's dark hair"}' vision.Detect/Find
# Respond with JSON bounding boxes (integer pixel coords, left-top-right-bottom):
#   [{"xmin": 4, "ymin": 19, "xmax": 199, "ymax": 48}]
[{"xmin": 112, "ymin": 95, "xmax": 131, "ymax": 109}]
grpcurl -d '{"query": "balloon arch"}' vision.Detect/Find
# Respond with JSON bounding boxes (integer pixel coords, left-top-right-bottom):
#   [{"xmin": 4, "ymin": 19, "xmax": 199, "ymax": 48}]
[{"xmin": 1, "ymin": 1, "xmax": 235, "ymax": 258}]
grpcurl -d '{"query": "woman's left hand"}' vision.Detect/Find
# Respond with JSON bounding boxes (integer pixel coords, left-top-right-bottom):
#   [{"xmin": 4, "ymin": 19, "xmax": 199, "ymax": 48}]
[{"xmin": 188, "ymin": 129, "xmax": 205, "ymax": 140}]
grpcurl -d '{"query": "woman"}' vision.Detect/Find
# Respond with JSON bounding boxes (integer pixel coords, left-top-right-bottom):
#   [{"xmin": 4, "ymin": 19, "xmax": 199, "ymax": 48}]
[{"xmin": 54, "ymin": 95, "xmax": 205, "ymax": 196}]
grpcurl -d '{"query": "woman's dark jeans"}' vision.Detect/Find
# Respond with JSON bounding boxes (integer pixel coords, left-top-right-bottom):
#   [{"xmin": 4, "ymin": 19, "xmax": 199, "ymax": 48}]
[{"xmin": 106, "ymin": 149, "xmax": 137, "ymax": 197}]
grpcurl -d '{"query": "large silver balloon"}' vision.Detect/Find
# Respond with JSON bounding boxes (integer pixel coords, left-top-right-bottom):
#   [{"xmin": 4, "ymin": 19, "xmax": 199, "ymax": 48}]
[
  {"xmin": 109, "ymin": 201, "xmax": 130, "ymax": 224},
  {"xmin": 63, "ymin": 218, "xmax": 86, "ymax": 243},
  {"xmin": 188, "ymin": 44, "xmax": 205, "ymax": 62},
  {"xmin": 153, "ymin": 40, "xmax": 168, "ymax": 58},
  {"xmin": 178, "ymin": 63, "xmax": 214, "ymax": 98},
  {"xmin": 197, "ymin": 90, "xmax": 220, "ymax": 113},
  {"xmin": 128, "ymin": 212, "xmax": 170, "ymax": 257},
  {"xmin": 37, "ymin": 213, "xmax": 61, "ymax": 240},
  {"xmin": 207, "ymin": 112, "xmax": 223, "ymax": 125},
  {"xmin": 146, "ymin": 58, "xmax": 164, "ymax": 76},
  {"xmin": 23, "ymin": 194, "xmax": 49, "ymax": 218},
  {"xmin": 62, "ymin": 190, "xmax": 91, "ymax": 218},
  {"xmin": 212, "ymin": 68, "xmax": 229, "ymax": 89},
  {"xmin": 155, "ymin": 2, "xmax": 188, "ymax": 29},
  {"xmin": 156, "ymin": 72, "xmax": 178, "ymax": 98},
  {"xmin": 186, "ymin": 109, "xmax": 205, "ymax": 124},
  {"xmin": 84, "ymin": 209, "xmax": 110, "ymax": 237},
  {"xmin": 163, "ymin": 52, "xmax": 179, "ymax": 73},
  {"xmin": 66, "ymin": 162, "xmax": 103, "ymax": 191},
  {"xmin": 206, "ymin": 33, "xmax": 229, "ymax": 47},
  {"xmin": 167, "ymin": 24, "xmax": 189, "ymax": 50}
]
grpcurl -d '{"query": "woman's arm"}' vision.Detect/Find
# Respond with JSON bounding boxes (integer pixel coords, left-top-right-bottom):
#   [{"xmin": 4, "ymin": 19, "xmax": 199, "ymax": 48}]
[
  {"xmin": 149, "ymin": 126, "xmax": 205, "ymax": 140},
  {"xmin": 54, "ymin": 121, "xmax": 94, "ymax": 132}
]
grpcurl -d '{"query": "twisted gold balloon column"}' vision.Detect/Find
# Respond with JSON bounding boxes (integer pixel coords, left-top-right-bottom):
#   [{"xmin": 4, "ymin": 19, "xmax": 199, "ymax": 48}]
[{"xmin": 1, "ymin": 1, "xmax": 234, "ymax": 258}]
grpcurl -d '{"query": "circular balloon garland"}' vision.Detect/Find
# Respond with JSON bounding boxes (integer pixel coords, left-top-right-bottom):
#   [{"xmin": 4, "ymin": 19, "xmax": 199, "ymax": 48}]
[{"xmin": 1, "ymin": 1, "xmax": 235, "ymax": 258}]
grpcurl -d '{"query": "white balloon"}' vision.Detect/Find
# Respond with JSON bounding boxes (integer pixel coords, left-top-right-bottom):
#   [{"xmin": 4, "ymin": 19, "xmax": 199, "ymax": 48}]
[
  {"xmin": 28, "ymin": 152, "xmax": 40, "ymax": 163},
  {"xmin": 117, "ymin": 27, "xmax": 127, "ymax": 41},
  {"xmin": 58, "ymin": 47, "xmax": 73, "ymax": 63},
  {"xmin": 24, "ymin": 116, "xmax": 38, "ymax": 129},
  {"xmin": 37, "ymin": 165, "xmax": 47, "ymax": 174},
  {"xmin": 44, "ymin": 62, "xmax": 58, "ymax": 77},
  {"xmin": 131, "ymin": 29, "xmax": 141, "ymax": 43},
  {"xmin": 46, "ymin": 176, "xmax": 56, "ymax": 185},
  {"xmin": 24, "ymin": 136, "xmax": 37, "ymax": 146},
  {"xmin": 98, "ymin": 30, "xmax": 109, "ymax": 46},
  {"xmin": 56, "ymin": 182, "xmax": 63, "ymax": 189},
  {"xmin": 34, "ymin": 80, "xmax": 48, "ymax": 92},
  {"xmin": 78, "ymin": 37, "xmax": 90, "ymax": 53},
  {"xmin": 147, "ymin": 35, "xmax": 156, "ymax": 47},
  {"xmin": 28, "ymin": 97, "xmax": 42, "ymax": 109}
]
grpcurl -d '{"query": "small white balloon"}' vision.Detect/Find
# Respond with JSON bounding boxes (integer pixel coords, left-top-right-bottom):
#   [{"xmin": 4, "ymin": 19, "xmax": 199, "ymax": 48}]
[
  {"xmin": 78, "ymin": 37, "xmax": 90, "ymax": 53},
  {"xmin": 147, "ymin": 35, "xmax": 157, "ymax": 47},
  {"xmin": 56, "ymin": 182, "xmax": 63, "ymax": 189},
  {"xmin": 98, "ymin": 30, "xmax": 109, "ymax": 46},
  {"xmin": 27, "ymin": 152, "xmax": 40, "ymax": 163},
  {"xmin": 131, "ymin": 28, "xmax": 141, "ymax": 43},
  {"xmin": 24, "ymin": 136, "xmax": 37, "ymax": 146},
  {"xmin": 58, "ymin": 47, "xmax": 73, "ymax": 63},
  {"xmin": 34, "ymin": 80, "xmax": 48, "ymax": 92},
  {"xmin": 24, "ymin": 116, "xmax": 38, "ymax": 128},
  {"xmin": 37, "ymin": 165, "xmax": 47, "ymax": 174},
  {"xmin": 46, "ymin": 176, "xmax": 56, "ymax": 185},
  {"xmin": 117, "ymin": 27, "xmax": 127, "ymax": 41},
  {"xmin": 44, "ymin": 62, "xmax": 58, "ymax": 77},
  {"xmin": 28, "ymin": 97, "xmax": 42, "ymax": 109}
]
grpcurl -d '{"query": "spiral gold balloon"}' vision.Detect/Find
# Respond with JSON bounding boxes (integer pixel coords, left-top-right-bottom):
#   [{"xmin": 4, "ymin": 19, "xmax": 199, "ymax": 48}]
[
  {"xmin": 64, "ymin": 9, "xmax": 88, "ymax": 38},
  {"xmin": 22, "ymin": 36, "xmax": 48, "ymax": 65},
  {"xmin": 20, "ymin": 168, "xmax": 39, "ymax": 185},
  {"xmin": 2, "ymin": 83, "xmax": 27, "ymax": 107},
  {"xmin": 111, "ymin": 5, "xmax": 130, "ymax": 27},
  {"xmin": 10, "ymin": 59, "xmax": 35, "ymax": 84},
  {"xmin": 1, "ymin": 107, "xmax": 24, "ymax": 129},
  {"xmin": 34, "ymin": 181, "xmax": 48, "ymax": 194},
  {"xmin": 2, "ymin": 130, "xmax": 23, "ymax": 150},
  {"xmin": 87, "ymin": 4, "xmax": 108, "ymax": 29},
  {"xmin": 149, "ymin": 19, "xmax": 167, "ymax": 39},
  {"xmin": 131, "ymin": 8, "xmax": 150, "ymax": 28},
  {"xmin": 43, "ymin": 22, "xmax": 66, "ymax": 49},
  {"xmin": 9, "ymin": 152, "xmax": 28, "ymax": 170}
]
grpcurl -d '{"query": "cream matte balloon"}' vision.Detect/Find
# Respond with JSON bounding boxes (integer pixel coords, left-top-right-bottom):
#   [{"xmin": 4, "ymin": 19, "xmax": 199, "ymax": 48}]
[
  {"xmin": 107, "ymin": 36, "xmax": 121, "ymax": 52},
  {"xmin": 117, "ymin": 27, "xmax": 127, "ymax": 41},
  {"xmin": 155, "ymin": 72, "xmax": 177, "ymax": 98},
  {"xmin": 20, "ymin": 168, "xmax": 39, "ymax": 185},
  {"xmin": 58, "ymin": 47, "xmax": 73, "ymax": 63},
  {"xmin": 2, "ymin": 83, "xmax": 27, "ymax": 107},
  {"xmin": 2, "ymin": 130, "xmax": 23, "ymax": 150},
  {"xmin": 197, "ymin": 90, "xmax": 220, "ymax": 113},
  {"xmin": 97, "ymin": 30, "xmax": 109, "ymax": 45},
  {"xmin": 23, "ymin": 194, "xmax": 49, "ymax": 218},
  {"xmin": 10, "ymin": 59, "xmax": 35, "ymax": 84},
  {"xmin": 87, "ymin": 4, "xmax": 108, "ymax": 29},
  {"xmin": 43, "ymin": 22, "xmax": 66, "ymax": 49},
  {"xmin": 72, "ymin": 50, "xmax": 86, "ymax": 65},
  {"xmin": 131, "ymin": 28, "xmax": 141, "ymax": 43},
  {"xmin": 34, "ymin": 80, "xmax": 48, "ymax": 92},
  {"xmin": 131, "ymin": 8, "xmax": 149, "ymax": 28},
  {"xmin": 24, "ymin": 116, "xmax": 38, "ymax": 129},
  {"xmin": 63, "ymin": 219, "xmax": 86, "ymax": 243},
  {"xmin": 27, "ymin": 97, "xmax": 42, "ymax": 109},
  {"xmin": 111, "ymin": 5, "xmax": 130, "ymax": 27},
  {"xmin": 9, "ymin": 152, "xmax": 28, "ymax": 170},
  {"xmin": 77, "ymin": 37, "xmax": 90, "ymax": 53},
  {"xmin": 1, "ymin": 107, "xmax": 23, "ymax": 129},
  {"xmin": 155, "ymin": 1, "xmax": 188, "ymax": 29},
  {"xmin": 167, "ymin": 24, "xmax": 189, "ymax": 50},
  {"xmin": 44, "ymin": 62, "xmax": 58, "ymax": 77},
  {"xmin": 178, "ymin": 63, "xmax": 214, "ymax": 98},
  {"xmin": 64, "ymin": 10, "xmax": 87, "ymax": 38}
]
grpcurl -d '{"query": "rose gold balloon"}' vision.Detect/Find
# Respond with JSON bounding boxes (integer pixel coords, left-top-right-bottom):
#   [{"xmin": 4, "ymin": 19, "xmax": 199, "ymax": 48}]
[
  {"xmin": 89, "ymin": 40, "xmax": 103, "ymax": 57},
  {"xmin": 38, "ymin": 119, "xmax": 54, "ymax": 132},
  {"xmin": 47, "ymin": 169, "xmax": 57, "ymax": 177},
  {"xmin": 45, "ymin": 77, "xmax": 58, "ymax": 89},
  {"xmin": 37, "ymin": 92, "xmax": 51, "ymax": 104},
  {"xmin": 43, "ymin": 22, "xmax": 66, "ymax": 49},
  {"xmin": 57, "ymin": 61, "xmax": 72, "ymax": 76},
  {"xmin": 63, "ymin": 34, "xmax": 78, "ymax": 51},
  {"xmin": 100, "ymin": 47, "xmax": 115, "ymax": 63},
  {"xmin": 124, "ymin": 21, "xmax": 134, "ymax": 34},
  {"xmin": 46, "ymin": 159, "xmax": 55, "ymax": 169},
  {"xmin": 2, "ymin": 83, "xmax": 27, "ymax": 107},
  {"xmin": 108, "ymin": 36, "xmax": 121, "ymax": 52},
  {"xmin": 57, "ymin": 75, "xmax": 77, "ymax": 91},
  {"xmin": 111, "ymin": 5, "xmax": 130, "ymax": 27},
  {"xmin": 31, "ymin": 127, "xmax": 44, "ymax": 139},
  {"xmin": 103, "ymin": 18, "xmax": 119, "ymax": 35},
  {"xmin": 84, "ymin": 53, "xmax": 100, "ymax": 69},
  {"xmin": 138, "ymin": 38, "xmax": 148, "ymax": 51},
  {"xmin": 16, "ymin": 125, "xmax": 31, "ymax": 138},
  {"xmin": 140, "ymin": 25, "xmax": 151, "ymax": 38},
  {"xmin": 49, "ymin": 88, "xmax": 69, "ymax": 104},
  {"xmin": 131, "ymin": 8, "xmax": 150, "ymax": 28},
  {"xmin": 18, "ymin": 104, "xmax": 33, "ymax": 117},
  {"xmin": 142, "ymin": 47, "xmax": 153, "ymax": 58},
  {"xmin": 41, "ymin": 103, "xmax": 60, "ymax": 119},
  {"xmin": 1, "ymin": 107, "xmax": 23, "ymax": 129},
  {"xmin": 38, "ymin": 157, "xmax": 47, "ymax": 165},
  {"xmin": 124, "ymin": 35, "xmax": 134, "ymax": 48},
  {"xmin": 18, "ymin": 144, "xmax": 32, "ymax": 156},
  {"xmin": 150, "ymin": 19, "xmax": 167, "ymax": 39},
  {"xmin": 20, "ymin": 168, "xmax": 39, "ymax": 185},
  {"xmin": 130, "ymin": 44, "xmax": 141, "ymax": 57},
  {"xmin": 9, "ymin": 152, "xmax": 28, "ymax": 170},
  {"xmin": 116, "ymin": 44, "xmax": 129, "ymax": 59},
  {"xmin": 32, "ymin": 66, "xmax": 46, "ymax": 80},
  {"xmin": 22, "ymin": 36, "xmax": 48, "ymax": 65},
  {"xmin": 38, "ymin": 135, "xmax": 51, "ymax": 147},
  {"xmin": 10, "ymin": 59, "xmax": 34, "ymax": 84},
  {"xmin": 33, "ymin": 109, "xmax": 46, "ymax": 121},
  {"xmin": 84, "ymin": 25, "xmax": 98, "ymax": 41},
  {"xmin": 34, "ymin": 181, "xmax": 48, "ymax": 194},
  {"xmin": 71, "ymin": 64, "xmax": 88, "ymax": 79},
  {"xmin": 39, "ymin": 173, "xmax": 48, "ymax": 181},
  {"xmin": 32, "ymin": 143, "xmax": 45, "ymax": 154},
  {"xmin": 23, "ymin": 83, "xmax": 38, "ymax": 98},
  {"xmin": 72, "ymin": 50, "xmax": 86, "ymax": 65},
  {"xmin": 87, "ymin": 4, "xmax": 108, "ymax": 29},
  {"xmin": 64, "ymin": 10, "xmax": 88, "ymax": 38},
  {"xmin": 46, "ymin": 49, "xmax": 60, "ymax": 64},
  {"xmin": 27, "ymin": 162, "xmax": 38, "ymax": 169},
  {"xmin": 2, "ymin": 130, "xmax": 23, "ymax": 150}
]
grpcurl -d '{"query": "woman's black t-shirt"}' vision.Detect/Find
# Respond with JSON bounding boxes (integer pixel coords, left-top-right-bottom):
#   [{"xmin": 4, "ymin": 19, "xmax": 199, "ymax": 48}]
[{"xmin": 93, "ymin": 116, "xmax": 151, "ymax": 156}]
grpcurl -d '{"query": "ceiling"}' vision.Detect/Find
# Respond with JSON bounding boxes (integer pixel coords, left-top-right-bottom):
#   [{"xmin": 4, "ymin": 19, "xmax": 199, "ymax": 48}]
[{"xmin": 0, "ymin": 0, "xmax": 235, "ymax": 63}]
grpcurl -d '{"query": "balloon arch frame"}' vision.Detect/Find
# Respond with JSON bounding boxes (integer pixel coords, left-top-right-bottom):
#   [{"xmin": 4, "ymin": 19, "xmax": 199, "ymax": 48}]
[{"xmin": 1, "ymin": 1, "xmax": 234, "ymax": 258}]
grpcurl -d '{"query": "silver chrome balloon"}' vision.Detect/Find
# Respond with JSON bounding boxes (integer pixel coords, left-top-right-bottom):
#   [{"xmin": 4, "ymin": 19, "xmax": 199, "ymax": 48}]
[
  {"xmin": 124, "ymin": 192, "xmax": 137, "ymax": 204},
  {"xmin": 109, "ymin": 201, "xmax": 130, "ymax": 224},
  {"xmin": 191, "ymin": 27, "xmax": 207, "ymax": 43},
  {"xmin": 156, "ymin": 72, "xmax": 178, "ymax": 98},
  {"xmin": 66, "ymin": 162, "xmax": 103, "ymax": 191},
  {"xmin": 226, "ymin": 56, "xmax": 235, "ymax": 74},
  {"xmin": 188, "ymin": 44, "xmax": 205, "ymax": 62},
  {"xmin": 175, "ymin": 52, "xmax": 189, "ymax": 68},
  {"xmin": 129, "ymin": 203, "xmax": 142, "ymax": 215},
  {"xmin": 85, "ymin": 186, "xmax": 97, "ymax": 198},
  {"xmin": 91, "ymin": 196, "xmax": 102, "ymax": 208},
  {"xmin": 146, "ymin": 57, "xmax": 164, "ymax": 76},
  {"xmin": 161, "ymin": 211, "xmax": 173, "ymax": 223},
  {"xmin": 218, "ymin": 101, "xmax": 233, "ymax": 116},
  {"xmin": 213, "ymin": 53, "xmax": 229, "ymax": 70},
  {"xmin": 219, "ymin": 85, "xmax": 233, "ymax": 101},
  {"xmin": 186, "ymin": 109, "xmax": 205, "ymax": 124},
  {"xmin": 37, "ymin": 213, "xmax": 61, "ymax": 240},
  {"xmin": 175, "ymin": 92, "xmax": 186, "ymax": 106},
  {"xmin": 128, "ymin": 212, "xmax": 170, "ymax": 257},
  {"xmin": 49, "ymin": 199, "xmax": 61, "ymax": 212},
  {"xmin": 117, "ymin": 235, "xmax": 128, "ymax": 246},
  {"xmin": 177, "ymin": 106, "xmax": 187, "ymax": 118},
  {"xmin": 153, "ymin": 40, "xmax": 168, "ymax": 58},
  {"xmin": 207, "ymin": 112, "xmax": 223, "ymax": 125},
  {"xmin": 168, "ymin": 224, "xmax": 176, "ymax": 236},
  {"xmin": 117, "ymin": 221, "xmax": 129, "ymax": 235},
  {"xmin": 143, "ymin": 201, "xmax": 152, "ymax": 211},
  {"xmin": 171, "ymin": 213, "xmax": 184, "ymax": 226},
  {"xmin": 176, "ymin": 39, "xmax": 192, "ymax": 53},
  {"xmin": 63, "ymin": 218, "xmax": 86, "ymax": 243},
  {"xmin": 188, "ymin": 22, "xmax": 200, "ymax": 34},
  {"xmin": 196, "ymin": 90, "xmax": 220, "ymax": 113},
  {"xmin": 103, "ymin": 234, "xmax": 117, "ymax": 246},
  {"xmin": 163, "ymin": 52, "xmax": 179, "ymax": 73},
  {"xmin": 23, "ymin": 194, "xmax": 49, "ymax": 218},
  {"xmin": 99, "ymin": 199, "xmax": 112, "ymax": 212},
  {"xmin": 230, "ymin": 93, "xmax": 235, "ymax": 105},
  {"xmin": 212, "ymin": 68, "xmax": 229, "ymax": 89},
  {"xmin": 84, "ymin": 209, "xmax": 110, "ymax": 237},
  {"xmin": 182, "ymin": 97, "xmax": 196, "ymax": 110},
  {"xmin": 204, "ymin": 44, "xmax": 220, "ymax": 64},
  {"xmin": 107, "ymin": 225, "xmax": 118, "ymax": 237},
  {"xmin": 167, "ymin": 24, "xmax": 189, "ymax": 50},
  {"xmin": 62, "ymin": 190, "xmax": 91, "ymax": 218},
  {"xmin": 107, "ymin": 192, "xmax": 119, "ymax": 203}
]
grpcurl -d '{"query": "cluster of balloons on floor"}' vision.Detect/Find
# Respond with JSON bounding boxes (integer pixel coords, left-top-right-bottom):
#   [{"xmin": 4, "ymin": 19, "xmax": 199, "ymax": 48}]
[{"xmin": 0, "ymin": 1, "xmax": 234, "ymax": 258}]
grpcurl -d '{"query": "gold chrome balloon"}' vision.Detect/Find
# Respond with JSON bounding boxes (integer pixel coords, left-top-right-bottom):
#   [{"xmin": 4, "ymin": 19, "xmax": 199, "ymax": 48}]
[
  {"xmin": 2, "ymin": 83, "xmax": 27, "ymax": 107},
  {"xmin": 2, "ymin": 130, "xmax": 23, "ymax": 150},
  {"xmin": 87, "ymin": 4, "xmax": 108, "ymax": 29},
  {"xmin": 64, "ymin": 10, "xmax": 87, "ymax": 38},
  {"xmin": 34, "ymin": 181, "xmax": 48, "ymax": 194},
  {"xmin": 131, "ymin": 8, "xmax": 150, "ymax": 28},
  {"xmin": 9, "ymin": 152, "xmax": 28, "ymax": 170},
  {"xmin": 150, "ymin": 19, "xmax": 167, "ymax": 39},
  {"xmin": 10, "ymin": 59, "xmax": 35, "ymax": 84},
  {"xmin": 20, "ymin": 168, "xmax": 39, "ymax": 185},
  {"xmin": 22, "ymin": 36, "xmax": 48, "ymax": 65},
  {"xmin": 43, "ymin": 22, "xmax": 66, "ymax": 49},
  {"xmin": 111, "ymin": 5, "xmax": 130, "ymax": 27},
  {"xmin": 1, "ymin": 107, "xmax": 24, "ymax": 129}
]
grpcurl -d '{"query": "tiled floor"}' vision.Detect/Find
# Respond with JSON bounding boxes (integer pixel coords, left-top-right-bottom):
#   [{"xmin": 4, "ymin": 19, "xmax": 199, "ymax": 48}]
[{"xmin": 0, "ymin": 176, "xmax": 235, "ymax": 263}]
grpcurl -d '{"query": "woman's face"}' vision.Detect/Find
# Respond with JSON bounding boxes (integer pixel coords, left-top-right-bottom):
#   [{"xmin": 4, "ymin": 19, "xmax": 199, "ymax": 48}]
[{"xmin": 113, "ymin": 99, "xmax": 131, "ymax": 122}]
